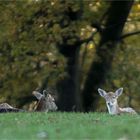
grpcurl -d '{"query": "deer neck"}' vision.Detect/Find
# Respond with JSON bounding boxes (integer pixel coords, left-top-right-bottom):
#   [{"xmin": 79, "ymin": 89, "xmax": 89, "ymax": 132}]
[
  {"xmin": 35, "ymin": 99, "xmax": 48, "ymax": 112},
  {"xmin": 107, "ymin": 102, "xmax": 120, "ymax": 115}
]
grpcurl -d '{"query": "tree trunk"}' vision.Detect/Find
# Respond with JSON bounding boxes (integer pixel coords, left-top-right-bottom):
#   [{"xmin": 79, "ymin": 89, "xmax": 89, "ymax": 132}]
[
  {"xmin": 56, "ymin": 46, "xmax": 82, "ymax": 111},
  {"xmin": 56, "ymin": 1, "xmax": 84, "ymax": 111},
  {"xmin": 82, "ymin": 0, "xmax": 134, "ymax": 112}
]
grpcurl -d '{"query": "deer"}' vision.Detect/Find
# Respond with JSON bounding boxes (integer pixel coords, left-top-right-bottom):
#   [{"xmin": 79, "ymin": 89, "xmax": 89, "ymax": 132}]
[
  {"xmin": 32, "ymin": 90, "xmax": 58, "ymax": 112},
  {"xmin": 98, "ymin": 88, "xmax": 137, "ymax": 115},
  {"xmin": 0, "ymin": 103, "xmax": 24, "ymax": 113},
  {"xmin": 0, "ymin": 89, "xmax": 58, "ymax": 113}
]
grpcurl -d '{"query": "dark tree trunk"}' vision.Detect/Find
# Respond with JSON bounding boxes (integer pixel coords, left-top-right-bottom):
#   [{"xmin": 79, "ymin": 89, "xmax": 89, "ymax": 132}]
[
  {"xmin": 82, "ymin": 0, "xmax": 134, "ymax": 112},
  {"xmin": 56, "ymin": 1, "xmax": 84, "ymax": 111},
  {"xmin": 56, "ymin": 45, "xmax": 82, "ymax": 111}
]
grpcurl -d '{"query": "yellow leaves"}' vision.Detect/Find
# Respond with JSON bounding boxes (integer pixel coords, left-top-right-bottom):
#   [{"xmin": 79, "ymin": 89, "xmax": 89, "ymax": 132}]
[
  {"xmin": 88, "ymin": 42, "xmax": 95, "ymax": 50},
  {"xmin": 130, "ymin": 3, "xmax": 140, "ymax": 16},
  {"xmin": 51, "ymin": 0, "xmax": 58, "ymax": 6},
  {"xmin": 89, "ymin": 1, "xmax": 101, "ymax": 12},
  {"xmin": 124, "ymin": 3, "xmax": 140, "ymax": 32},
  {"xmin": 80, "ymin": 25, "xmax": 96, "ymax": 40},
  {"xmin": 137, "ymin": 4, "xmax": 140, "ymax": 10}
]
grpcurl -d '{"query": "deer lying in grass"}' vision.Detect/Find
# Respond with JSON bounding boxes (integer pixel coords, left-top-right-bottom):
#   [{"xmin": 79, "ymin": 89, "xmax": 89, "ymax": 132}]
[
  {"xmin": 98, "ymin": 88, "xmax": 137, "ymax": 115},
  {"xmin": 0, "ymin": 89, "xmax": 57, "ymax": 113},
  {"xmin": 0, "ymin": 103, "xmax": 24, "ymax": 113},
  {"xmin": 32, "ymin": 90, "xmax": 58, "ymax": 112}
]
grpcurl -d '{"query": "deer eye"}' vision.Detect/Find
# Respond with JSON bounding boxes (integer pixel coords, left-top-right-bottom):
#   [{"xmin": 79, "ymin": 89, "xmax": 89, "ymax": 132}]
[{"xmin": 113, "ymin": 96, "xmax": 116, "ymax": 99}]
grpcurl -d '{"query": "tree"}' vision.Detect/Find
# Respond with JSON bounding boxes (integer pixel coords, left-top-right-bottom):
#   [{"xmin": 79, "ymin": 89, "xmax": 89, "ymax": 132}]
[
  {"xmin": 0, "ymin": 0, "xmax": 139, "ymax": 112},
  {"xmin": 82, "ymin": 0, "xmax": 134, "ymax": 112}
]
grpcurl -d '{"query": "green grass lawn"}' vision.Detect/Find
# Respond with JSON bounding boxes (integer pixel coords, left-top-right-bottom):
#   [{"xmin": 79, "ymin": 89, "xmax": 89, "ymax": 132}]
[{"xmin": 0, "ymin": 112, "xmax": 139, "ymax": 140}]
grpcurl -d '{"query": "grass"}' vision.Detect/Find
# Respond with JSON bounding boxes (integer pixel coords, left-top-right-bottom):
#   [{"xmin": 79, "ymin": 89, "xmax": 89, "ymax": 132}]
[{"xmin": 0, "ymin": 112, "xmax": 139, "ymax": 140}]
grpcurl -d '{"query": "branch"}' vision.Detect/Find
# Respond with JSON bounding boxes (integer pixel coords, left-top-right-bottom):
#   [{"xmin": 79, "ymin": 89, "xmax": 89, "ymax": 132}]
[
  {"xmin": 119, "ymin": 31, "xmax": 140, "ymax": 40},
  {"xmin": 79, "ymin": 31, "xmax": 98, "ymax": 45}
]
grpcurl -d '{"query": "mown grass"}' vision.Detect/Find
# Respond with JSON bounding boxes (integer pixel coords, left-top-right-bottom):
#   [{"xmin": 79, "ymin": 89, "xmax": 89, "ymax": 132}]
[{"xmin": 0, "ymin": 112, "xmax": 139, "ymax": 140}]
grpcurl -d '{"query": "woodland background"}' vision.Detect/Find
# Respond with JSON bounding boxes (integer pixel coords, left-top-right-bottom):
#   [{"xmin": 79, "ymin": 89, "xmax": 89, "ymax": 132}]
[{"xmin": 0, "ymin": 0, "xmax": 139, "ymax": 112}]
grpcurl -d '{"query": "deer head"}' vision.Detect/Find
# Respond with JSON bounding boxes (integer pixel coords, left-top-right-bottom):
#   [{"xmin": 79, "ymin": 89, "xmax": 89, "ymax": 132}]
[
  {"xmin": 98, "ymin": 88, "xmax": 123, "ymax": 114},
  {"xmin": 32, "ymin": 90, "xmax": 58, "ymax": 112}
]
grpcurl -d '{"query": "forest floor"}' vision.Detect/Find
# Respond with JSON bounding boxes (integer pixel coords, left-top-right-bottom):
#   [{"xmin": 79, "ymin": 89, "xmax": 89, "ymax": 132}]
[{"xmin": 0, "ymin": 112, "xmax": 139, "ymax": 140}]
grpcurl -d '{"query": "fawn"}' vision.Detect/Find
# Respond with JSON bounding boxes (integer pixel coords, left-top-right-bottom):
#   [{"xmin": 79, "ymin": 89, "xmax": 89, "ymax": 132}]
[
  {"xmin": 98, "ymin": 88, "xmax": 137, "ymax": 115},
  {"xmin": 32, "ymin": 90, "xmax": 58, "ymax": 112}
]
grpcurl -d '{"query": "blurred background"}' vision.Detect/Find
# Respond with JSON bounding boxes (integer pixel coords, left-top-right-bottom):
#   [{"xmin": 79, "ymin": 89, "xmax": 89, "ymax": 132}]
[{"xmin": 0, "ymin": 0, "xmax": 139, "ymax": 112}]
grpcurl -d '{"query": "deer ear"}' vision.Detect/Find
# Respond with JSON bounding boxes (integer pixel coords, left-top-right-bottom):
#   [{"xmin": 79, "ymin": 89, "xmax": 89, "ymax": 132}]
[
  {"xmin": 115, "ymin": 88, "xmax": 123, "ymax": 97},
  {"xmin": 43, "ymin": 90, "xmax": 48, "ymax": 96},
  {"xmin": 32, "ymin": 91, "xmax": 43, "ymax": 100},
  {"xmin": 98, "ymin": 88, "xmax": 107, "ymax": 98}
]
